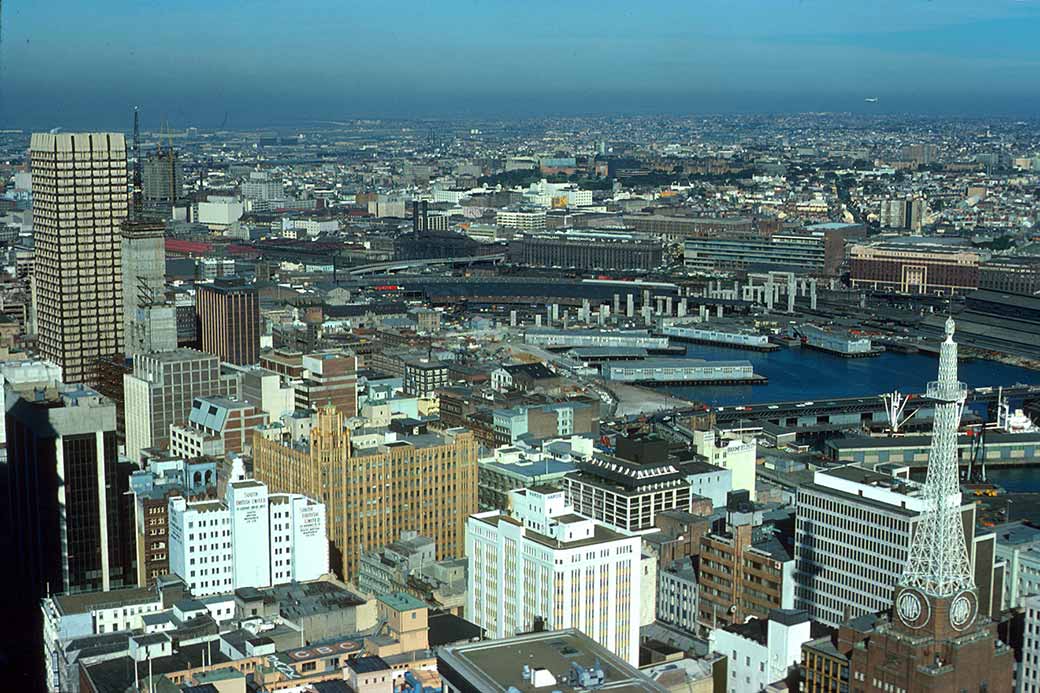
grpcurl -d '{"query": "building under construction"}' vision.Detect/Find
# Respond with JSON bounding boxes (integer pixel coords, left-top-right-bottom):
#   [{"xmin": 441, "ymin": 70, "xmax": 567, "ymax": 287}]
[{"xmin": 142, "ymin": 148, "xmax": 184, "ymax": 211}]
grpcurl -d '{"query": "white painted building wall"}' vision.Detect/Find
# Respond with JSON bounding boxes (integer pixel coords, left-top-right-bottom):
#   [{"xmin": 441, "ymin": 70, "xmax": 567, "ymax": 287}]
[
  {"xmin": 168, "ymin": 465, "xmax": 328, "ymax": 597},
  {"xmin": 694, "ymin": 429, "xmax": 757, "ymax": 501},
  {"xmin": 1018, "ymin": 595, "xmax": 1040, "ymax": 693},
  {"xmin": 197, "ymin": 197, "xmax": 244, "ymax": 228},
  {"xmin": 709, "ymin": 612, "xmax": 810, "ymax": 693},
  {"xmin": 466, "ymin": 487, "xmax": 642, "ymax": 665}
]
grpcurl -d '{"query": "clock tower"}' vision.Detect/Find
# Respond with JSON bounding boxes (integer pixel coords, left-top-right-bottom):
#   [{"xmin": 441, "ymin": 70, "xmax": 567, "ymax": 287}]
[{"xmin": 846, "ymin": 319, "xmax": 1013, "ymax": 692}]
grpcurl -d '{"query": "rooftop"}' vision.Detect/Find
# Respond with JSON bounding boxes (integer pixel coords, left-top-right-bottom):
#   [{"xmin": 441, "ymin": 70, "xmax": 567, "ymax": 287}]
[
  {"xmin": 993, "ymin": 521, "xmax": 1040, "ymax": 547},
  {"xmin": 84, "ymin": 641, "xmax": 230, "ymax": 693},
  {"xmin": 437, "ymin": 629, "xmax": 668, "ymax": 693},
  {"xmin": 377, "ymin": 592, "xmax": 426, "ymax": 612},
  {"xmin": 264, "ymin": 580, "xmax": 367, "ymax": 619},
  {"xmin": 482, "ymin": 457, "xmax": 577, "ymax": 479},
  {"xmin": 475, "ymin": 512, "xmax": 631, "ymax": 551},
  {"xmin": 52, "ymin": 585, "xmax": 159, "ymax": 616},
  {"xmin": 347, "ymin": 655, "xmax": 392, "ymax": 674}
]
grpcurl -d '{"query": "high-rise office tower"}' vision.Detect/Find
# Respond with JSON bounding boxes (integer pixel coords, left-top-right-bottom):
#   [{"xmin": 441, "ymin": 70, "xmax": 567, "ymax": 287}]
[
  {"xmin": 846, "ymin": 320, "xmax": 1013, "ymax": 691},
  {"xmin": 6, "ymin": 382, "xmax": 134, "ymax": 595},
  {"xmin": 880, "ymin": 197, "xmax": 928, "ymax": 231},
  {"xmin": 121, "ymin": 114, "xmax": 180, "ymax": 359},
  {"xmin": 794, "ymin": 464, "xmax": 998, "ymax": 628},
  {"xmin": 903, "ymin": 143, "xmax": 940, "ymax": 166},
  {"xmin": 30, "ymin": 133, "xmax": 128, "ymax": 385},
  {"xmin": 196, "ymin": 277, "xmax": 260, "ymax": 365},
  {"xmin": 252, "ymin": 406, "xmax": 478, "ymax": 579}
]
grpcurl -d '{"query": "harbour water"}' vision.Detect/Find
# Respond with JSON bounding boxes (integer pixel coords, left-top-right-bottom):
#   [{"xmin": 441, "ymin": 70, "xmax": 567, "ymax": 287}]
[
  {"xmin": 986, "ymin": 467, "xmax": 1040, "ymax": 493},
  {"xmin": 660, "ymin": 343, "xmax": 1040, "ymax": 407}
]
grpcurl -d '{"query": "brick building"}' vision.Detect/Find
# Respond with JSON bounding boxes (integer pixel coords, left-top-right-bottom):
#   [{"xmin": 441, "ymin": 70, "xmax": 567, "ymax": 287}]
[
  {"xmin": 169, "ymin": 396, "xmax": 267, "ymax": 457},
  {"xmin": 980, "ymin": 256, "xmax": 1040, "ymax": 296},
  {"xmin": 295, "ymin": 351, "xmax": 358, "ymax": 417},
  {"xmin": 698, "ymin": 492, "xmax": 793, "ymax": 630},
  {"xmin": 849, "ymin": 244, "xmax": 980, "ymax": 295}
]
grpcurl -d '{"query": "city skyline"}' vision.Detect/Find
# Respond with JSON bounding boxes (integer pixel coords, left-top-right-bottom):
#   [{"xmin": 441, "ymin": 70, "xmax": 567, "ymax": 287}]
[{"xmin": 3, "ymin": 4, "xmax": 1040, "ymax": 690}]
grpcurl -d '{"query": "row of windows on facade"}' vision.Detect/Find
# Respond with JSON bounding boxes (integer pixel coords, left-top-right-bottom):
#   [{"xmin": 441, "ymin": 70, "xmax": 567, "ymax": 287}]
[
  {"xmin": 799, "ymin": 493, "xmax": 911, "ymax": 530},
  {"xmin": 796, "ymin": 533, "xmax": 903, "ymax": 569},
  {"xmin": 796, "ymin": 523, "xmax": 906, "ymax": 563}
]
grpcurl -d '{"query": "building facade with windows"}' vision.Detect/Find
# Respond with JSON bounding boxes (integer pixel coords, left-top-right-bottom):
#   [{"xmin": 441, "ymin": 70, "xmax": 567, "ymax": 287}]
[
  {"xmin": 403, "ymin": 359, "xmax": 449, "ymax": 397},
  {"xmin": 848, "ymin": 243, "xmax": 980, "ymax": 295},
  {"xmin": 1019, "ymin": 594, "xmax": 1040, "ymax": 693},
  {"xmin": 167, "ymin": 462, "xmax": 327, "ymax": 597},
  {"xmin": 252, "ymin": 405, "xmax": 479, "ymax": 579},
  {"xmin": 979, "ymin": 256, "xmax": 1040, "ymax": 296},
  {"xmin": 123, "ymin": 348, "xmax": 240, "ymax": 461},
  {"xmin": 509, "ymin": 229, "xmax": 663, "ymax": 272},
  {"xmin": 466, "ymin": 487, "xmax": 642, "ymax": 665},
  {"xmin": 564, "ymin": 455, "xmax": 693, "ymax": 535},
  {"xmin": 196, "ymin": 277, "xmax": 260, "ymax": 365},
  {"xmin": 708, "ymin": 610, "xmax": 811, "ymax": 693},
  {"xmin": 657, "ymin": 564, "xmax": 699, "ymax": 634},
  {"xmin": 698, "ymin": 493, "xmax": 794, "ymax": 631},
  {"xmin": 296, "ymin": 351, "xmax": 358, "ymax": 417},
  {"xmin": 31, "ymin": 132, "xmax": 128, "ymax": 385},
  {"xmin": 7, "ymin": 383, "xmax": 134, "ymax": 596},
  {"xmin": 794, "ymin": 464, "xmax": 998, "ymax": 627},
  {"xmin": 169, "ymin": 395, "xmax": 267, "ymax": 458}
]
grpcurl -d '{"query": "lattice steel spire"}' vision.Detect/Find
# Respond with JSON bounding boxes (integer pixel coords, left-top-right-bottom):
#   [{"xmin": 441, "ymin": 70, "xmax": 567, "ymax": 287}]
[{"xmin": 900, "ymin": 317, "xmax": 974, "ymax": 597}]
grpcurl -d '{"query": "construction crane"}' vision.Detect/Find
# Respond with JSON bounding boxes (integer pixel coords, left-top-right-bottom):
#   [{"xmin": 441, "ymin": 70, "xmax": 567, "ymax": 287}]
[
  {"xmin": 881, "ymin": 390, "xmax": 918, "ymax": 434},
  {"xmin": 131, "ymin": 106, "xmax": 142, "ymax": 219}
]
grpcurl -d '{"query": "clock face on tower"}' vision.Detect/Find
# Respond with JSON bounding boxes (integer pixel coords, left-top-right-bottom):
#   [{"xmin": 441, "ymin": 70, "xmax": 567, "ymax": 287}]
[
  {"xmin": 950, "ymin": 591, "xmax": 978, "ymax": 631},
  {"xmin": 896, "ymin": 589, "xmax": 930, "ymax": 629}
]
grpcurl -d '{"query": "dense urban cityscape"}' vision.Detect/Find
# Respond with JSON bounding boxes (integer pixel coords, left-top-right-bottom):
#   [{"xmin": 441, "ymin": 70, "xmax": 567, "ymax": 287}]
[{"xmin": 3, "ymin": 3, "xmax": 1040, "ymax": 693}]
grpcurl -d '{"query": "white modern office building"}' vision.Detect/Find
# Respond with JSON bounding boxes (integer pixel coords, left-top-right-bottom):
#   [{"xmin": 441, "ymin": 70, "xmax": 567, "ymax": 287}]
[
  {"xmin": 168, "ymin": 461, "xmax": 328, "ymax": 596},
  {"xmin": 657, "ymin": 564, "xmax": 699, "ymax": 633},
  {"xmin": 565, "ymin": 455, "xmax": 693, "ymax": 535},
  {"xmin": 794, "ymin": 464, "xmax": 996, "ymax": 627},
  {"xmin": 993, "ymin": 522, "xmax": 1040, "ymax": 611},
  {"xmin": 466, "ymin": 486, "xmax": 642, "ymax": 665}
]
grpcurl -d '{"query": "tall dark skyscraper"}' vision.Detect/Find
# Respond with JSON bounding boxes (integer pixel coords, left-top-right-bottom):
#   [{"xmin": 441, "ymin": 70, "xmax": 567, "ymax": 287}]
[
  {"xmin": 6, "ymin": 384, "xmax": 134, "ymax": 596},
  {"xmin": 196, "ymin": 276, "xmax": 260, "ymax": 365}
]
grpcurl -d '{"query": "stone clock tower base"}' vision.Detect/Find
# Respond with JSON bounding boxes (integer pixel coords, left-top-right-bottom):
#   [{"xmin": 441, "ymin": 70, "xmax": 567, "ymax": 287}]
[{"xmin": 846, "ymin": 589, "xmax": 1013, "ymax": 692}]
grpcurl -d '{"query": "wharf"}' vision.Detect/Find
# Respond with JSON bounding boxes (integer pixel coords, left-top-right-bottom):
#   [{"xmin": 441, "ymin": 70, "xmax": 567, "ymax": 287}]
[
  {"xmin": 661, "ymin": 333, "xmax": 779, "ymax": 352},
  {"xmin": 635, "ymin": 374, "xmax": 768, "ymax": 387},
  {"xmin": 801, "ymin": 342, "xmax": 885, "ymax": 358}
]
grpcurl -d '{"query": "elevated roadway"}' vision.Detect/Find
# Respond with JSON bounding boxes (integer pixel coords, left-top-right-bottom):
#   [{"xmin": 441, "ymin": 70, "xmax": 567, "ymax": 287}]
[{"xmin": 344, "ymin": 254, "xmax": 506, "ymax": 276}]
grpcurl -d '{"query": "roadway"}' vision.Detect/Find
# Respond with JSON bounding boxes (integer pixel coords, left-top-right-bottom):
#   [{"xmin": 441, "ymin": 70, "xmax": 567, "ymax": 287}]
[
  {"xmin": 653, "ymin": 384, "xmax": 1040, "ymax": 425},
  {"xmin": 345, "ymin": 254, "xmax": 506, "ymax": 276}
]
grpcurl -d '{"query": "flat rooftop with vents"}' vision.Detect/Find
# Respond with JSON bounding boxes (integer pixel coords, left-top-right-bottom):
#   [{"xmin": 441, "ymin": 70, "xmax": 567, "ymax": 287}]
[{"xmin": 437, "ymin": 629, "xmax": 669, "ymax": 693}]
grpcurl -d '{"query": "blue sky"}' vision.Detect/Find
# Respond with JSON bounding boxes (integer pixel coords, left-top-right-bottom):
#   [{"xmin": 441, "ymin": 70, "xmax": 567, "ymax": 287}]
[{"xmin": 2, "ymin": 0, "xmax": 1039, "ymax": 129}]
